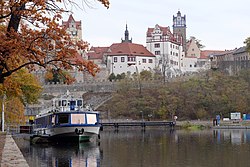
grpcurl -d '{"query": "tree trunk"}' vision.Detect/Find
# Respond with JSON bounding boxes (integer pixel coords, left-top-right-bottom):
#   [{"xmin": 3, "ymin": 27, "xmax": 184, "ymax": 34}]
[{"xmin": 7, "ymin": 4, "xmax": 25, "ymax": 32}]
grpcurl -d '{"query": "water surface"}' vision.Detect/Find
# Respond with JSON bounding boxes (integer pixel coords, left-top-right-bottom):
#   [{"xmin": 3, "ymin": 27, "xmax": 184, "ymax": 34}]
[{"xmin": 14, "ymin": 128, "xmax": 250, "ymax": 167}]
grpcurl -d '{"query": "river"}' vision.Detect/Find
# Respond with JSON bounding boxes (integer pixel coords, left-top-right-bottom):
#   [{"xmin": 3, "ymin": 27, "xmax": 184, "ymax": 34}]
[{"xmin": 14, "ymin": 128, "xmax": 250, "ymax": 167}]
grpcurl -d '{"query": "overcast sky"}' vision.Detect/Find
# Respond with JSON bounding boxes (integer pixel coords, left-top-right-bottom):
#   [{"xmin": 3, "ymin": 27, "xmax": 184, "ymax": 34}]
[{"xmin": 64, "ymin": 0, "xmax": 250, "ymax": 50}]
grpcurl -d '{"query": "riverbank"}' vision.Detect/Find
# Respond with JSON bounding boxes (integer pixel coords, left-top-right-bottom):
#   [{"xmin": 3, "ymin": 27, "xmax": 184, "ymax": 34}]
[
  {"xmin": 176, "ymin": 120, "xmax": 213, "ymax": 128},
  {"xmin": 0, "ymin": 132, "xmax": 6, "ymax": 163},
  {"xmin": 176, "ymin": 119, "xmax": 250, "ymax": 129},
  {"xmin": 0, "ymin": 133, "xmax": 29, "ymax": 167}
]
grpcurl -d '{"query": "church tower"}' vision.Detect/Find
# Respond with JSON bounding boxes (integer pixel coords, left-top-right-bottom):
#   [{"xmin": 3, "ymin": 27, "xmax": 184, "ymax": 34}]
[
  {"xmin": 121, "ymin": 24, "xmax": 132, "ymax": 43},
  {"xmin": 173, "ymin": 10, "xmax": 187, "ymax": 53}
]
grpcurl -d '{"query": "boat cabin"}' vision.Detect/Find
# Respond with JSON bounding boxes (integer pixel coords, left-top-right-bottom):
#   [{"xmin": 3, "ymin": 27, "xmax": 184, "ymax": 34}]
[
  {"xmin": 35, "ymin": 112, "xmax": 99, "ymax": 128},
  {"xmin": 53, "ymin": 97, "xmax": 85, "ymax": 112},
  {"xmin": 35, "ymin": 94, "xmax": 99, "ymax": 128}
]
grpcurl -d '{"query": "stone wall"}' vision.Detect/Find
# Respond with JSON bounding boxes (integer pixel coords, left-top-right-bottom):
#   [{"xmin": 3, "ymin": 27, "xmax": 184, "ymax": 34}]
[
  {"xmin": 216, "ymin": 60, "xmax": 250, "ymax": 75},
  {"xmin": 42, "ymin": 76, "xmax": 192, "ymax": 95}
]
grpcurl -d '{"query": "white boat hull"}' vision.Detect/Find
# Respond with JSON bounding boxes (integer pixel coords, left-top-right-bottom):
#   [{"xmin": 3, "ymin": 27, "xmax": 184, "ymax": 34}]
[{"xmin": 32, "ymin": 125, "xmax": 100, "ymax": 142}]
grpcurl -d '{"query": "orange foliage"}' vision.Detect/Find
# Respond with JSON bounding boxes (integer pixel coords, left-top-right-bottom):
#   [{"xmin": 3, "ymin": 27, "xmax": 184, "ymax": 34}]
[
  {"xmin": 5, "ymin": 97, "xmax": 25, "ymax": 124},
  {"xmin": 0, "ymin": 69, "xmax": 42, "ymax": 123},
  {"xmin": 45, "ymin": 71, "xmax": 54, "ymax": 81},
  {"xmin": 0, "ymin": 0, "xmax": 109, "ymax": 83},
  {"xmin": 98, "ymin": 0, "xmax": 110, "ymax": 8}
]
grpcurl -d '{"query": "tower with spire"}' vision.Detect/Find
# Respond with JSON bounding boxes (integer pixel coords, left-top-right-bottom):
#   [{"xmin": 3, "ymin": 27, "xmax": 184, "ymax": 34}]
[
  {"xmin": 121, "ymin": 24, "xmax": 132, "ymax": 43},
  {"xmin": 173, "ymin": 10, "xmax": 187, "ymax": 54}
]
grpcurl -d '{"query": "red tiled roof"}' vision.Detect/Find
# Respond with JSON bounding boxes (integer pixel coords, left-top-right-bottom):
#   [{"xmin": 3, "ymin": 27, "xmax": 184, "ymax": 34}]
[
  {"xmin": 62, "ymin": 14, "xmax": 81, "ymax": 30},
  {"xmin": 87, "ymin": 47, "xmax": 109, "ymax": 60},
  {"xmin": 108, "ymin": 42, "xmax": 155, "ymax": 57},
  {"xmin": 200, "ymin": 50, "xmax": 226, "ymax": 59},
  {"xmin": 67, "ymin": 52, "xmax": 84, "ymax": 63},
  {"xmin": 147, "ymin": 25, "xmax": 173, "ymax": 37}
]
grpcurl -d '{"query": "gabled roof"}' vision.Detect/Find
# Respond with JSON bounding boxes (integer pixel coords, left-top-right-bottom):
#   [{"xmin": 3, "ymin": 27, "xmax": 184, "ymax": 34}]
[
  {"xmin": 147, "ymin": 24, "xmax": 182, "ymax": 44},
  {"xmin": 146, "ymin": 25, "xmax": 173, "ymax": 37},
  {"xmin": 87, "ymin": 47, "xmax": 109, "ymax": 60},
  {"xmin": 62, "ymin": 14, "xmax": 81, "ymax": 30},
  {"xmin": 108, "ymin": 42, "xmax": 155, "ymax": 57}
]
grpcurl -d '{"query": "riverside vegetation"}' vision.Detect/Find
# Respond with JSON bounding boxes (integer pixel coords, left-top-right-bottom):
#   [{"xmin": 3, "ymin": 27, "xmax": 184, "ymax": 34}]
[{"xmin": 99, "ymin": 69, "xmax": 250, "ymax": 121}]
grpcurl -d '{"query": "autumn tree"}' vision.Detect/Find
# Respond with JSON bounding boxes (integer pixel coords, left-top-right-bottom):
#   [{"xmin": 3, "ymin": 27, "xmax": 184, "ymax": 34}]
[
  {"xmin": 244, "ymin": 37, "xmax": 250, "ymax": 53},
  {"xmin": 45, "ymin": 68, "xmax": 76, "ymax": 84},
  {"xmin": 0, "ymin": 0, "xmax": 109, "ymax": 123},
  {"xmin": 1, "ymin": 69, "xmax": 42, "ymax": 123},
  {"xmin": 0, "ymin": 0, "xmax": 110, "ymax": 85}
]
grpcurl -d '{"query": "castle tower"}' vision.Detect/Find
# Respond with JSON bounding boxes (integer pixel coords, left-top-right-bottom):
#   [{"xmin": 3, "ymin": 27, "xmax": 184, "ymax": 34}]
[
  {"xmin": 173, "ymin": 10, "xmax": 186, "ymax": 53},
  {"xmin": 121, "ymin": 24, "xmax": 132, "ymax": 43},
  {"xmin": 62, "ymin": 14, "xmax": 82, "ymax": 41}
]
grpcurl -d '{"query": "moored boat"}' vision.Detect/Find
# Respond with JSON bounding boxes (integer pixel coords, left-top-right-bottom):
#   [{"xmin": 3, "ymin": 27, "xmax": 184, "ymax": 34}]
[{"xmin": 31, "ymin": 91, "xmax": 101, "ymax": 143}]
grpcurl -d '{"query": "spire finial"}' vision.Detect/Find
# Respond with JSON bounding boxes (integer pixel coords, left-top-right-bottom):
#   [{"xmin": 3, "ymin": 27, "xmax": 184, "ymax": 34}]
[{"xmin": 121, "ymin": 22, "xmax": 132, "ymax": 43}]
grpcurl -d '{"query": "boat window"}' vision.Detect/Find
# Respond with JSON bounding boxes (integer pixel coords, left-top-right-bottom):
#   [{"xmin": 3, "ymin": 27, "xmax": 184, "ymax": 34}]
[
  {"xmin": 77, "ymin": 100, "xmax": 83, "ymax": 107},
  {"xmin": 86, "ymin": 114, "xmax": 97, "ymax": 124},
  {"xmin": 70, "ymin": 100, "xmax": 76, "ymax": 110},
  {"xmin": 35, "ymin": 117, "xmax": 46, "ymax": 128},
  {"xmin": 71, "ymin": 114, "xmax": 85, "ymax": 124},
  {"xmin": 58, "ymin": 114, "xmax": 69, "ymax": 124},
  {"xmin": 58, "ymin": 100, "xmax": 62, "ymax": 107},
  {"xmin": 51, "ymin": 115, "xmax": 56, "ymax": 125},
  {"xmin": 62, "ymin": 100, "xmax": 67, "ymax": 106}
]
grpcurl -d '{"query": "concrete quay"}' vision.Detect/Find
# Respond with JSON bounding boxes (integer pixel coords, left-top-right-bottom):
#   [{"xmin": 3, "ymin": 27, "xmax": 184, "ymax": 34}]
[{"xmin": 0, "ymin": 134, "xmax": 29, "ymax": 167}]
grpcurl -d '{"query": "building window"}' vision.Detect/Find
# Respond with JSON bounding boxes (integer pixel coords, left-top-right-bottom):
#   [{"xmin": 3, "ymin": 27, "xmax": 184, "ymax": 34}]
[
  {"xmin": 190, "ymin": 64, "xmax": 192, "ymax": 67},
  {"xmin": 142, "ymin": 59, "xmax": 146, "ymax": 63},
  {"xmin": 128, "ymin": 57, "xmax": 136, "ymax": 62},
  {"xmin": 121, "ymin": 57, "xmax": 125, "ymax": 62},
  {"xmin": 149, "ymin": 59, "xmax": 153, "ymax": 63},
  {"xmin": 155, "ymin": 51, "xmax": 160, "ymax": 55},
  {"xmin": 154, "ymin": 43, "xmax": 160, "ymax": 48},
  {"xmin": 176, "ymin": 53, "xmax": 178, "ymax": 56},
  {"xmin": 114, "ymin": 57, "xmax": 117, "ymax": 62},
  {"xmin": 170, "ymin": 44, "xmax": 172, "ymax": 48}
]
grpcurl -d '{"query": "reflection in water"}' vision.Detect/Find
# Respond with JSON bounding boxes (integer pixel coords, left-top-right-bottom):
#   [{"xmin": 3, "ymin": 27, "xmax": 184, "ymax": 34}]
[
  {"xmin": 14, "ymin": 136, "xmax": 100, "ymax": 167},
  {"xmin": 15, "ymin": 129, "xmax": 250, "ymax": 167},
  {"xmin": 49, "ymin": 143, "xmax": 100, "ymax": 167},
  {"xmin": 213, "ymin": 129, "xmax": 250, "ymax": 145}
]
